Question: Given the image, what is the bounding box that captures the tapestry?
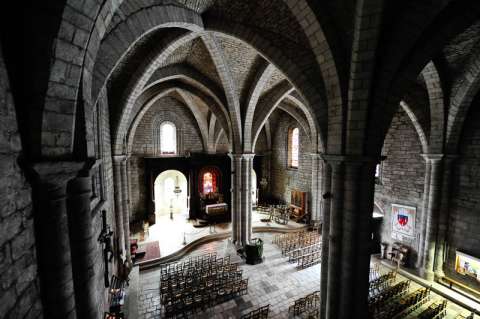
[391,204,416,238]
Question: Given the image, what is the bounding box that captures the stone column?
[309,153,322,221]
[322,155,378,319]
[66,175,98,319]
[31,162,83,319]
[319,161,332,318]
[112,156,125,260]
[417,158,432,269]
[324,157,344,319]
[420,154,444,281]
[229,153,254,246]
[121,157,131,262]
[434,155,457,278]
[341,158,377,318]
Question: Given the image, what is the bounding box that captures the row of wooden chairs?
[368,280,411,312]
[160,254,229,277]
[296,249,322,269]
[287,242,322,262]
[288,291,321,316]
[163,279,249,318]
[369,271,397,298]
[370,263,380,281]
[373,287,430,319]
[274,232,321,255]
[419,300,448,319]
[160,253,249,318]
[272,230,308,245]
[240,305,270,319]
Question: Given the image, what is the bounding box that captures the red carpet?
[135,241,160,263]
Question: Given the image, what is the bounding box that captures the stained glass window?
[160,122,176,154]
[289,127,299,168]
[203,172,213,194]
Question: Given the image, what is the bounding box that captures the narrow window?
[160,122,176,154]
[289,127,299,168]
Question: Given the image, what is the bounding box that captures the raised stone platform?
[132,210,309,269]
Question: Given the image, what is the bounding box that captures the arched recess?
[277,103,312,143]
[203,19,329,153]
[41,2,205,157]
[175,90,209,151]
[445,45,480,153]
[111,31,202,155]
[285,93,322,152]
[200,33,243,152]
[250,80,294,151]
[364,1,480,157]
[421,61,445,153]
[153,170,188,216]
[281,0,344,152]
[126,81,224,155]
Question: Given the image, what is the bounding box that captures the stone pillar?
[66,176,98,318]
[309,153,322,221]
[32,162,83,319]
[420,154,444,280]
[229,153,254,246]
[121,157,131,262]
[434,155,458,278]
[322,155,378,319]
[319,161,332,318]
[324,157,344,319]
[113,156,125,260]
[417,158,432,269]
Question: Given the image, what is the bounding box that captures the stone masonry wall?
[445,97,480,290]
[374,107,425,266]
[0,48,43,317]
[129,96,204,220]
[270,111,312,204]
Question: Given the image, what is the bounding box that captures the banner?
[391,204,416,238]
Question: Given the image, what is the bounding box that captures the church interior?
[1,1,480,318]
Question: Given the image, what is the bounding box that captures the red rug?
[135,241,160,263]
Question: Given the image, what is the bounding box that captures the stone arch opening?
[153,170,188,218]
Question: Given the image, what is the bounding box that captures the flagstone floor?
[137,234,478,318]
[137,232,320,318]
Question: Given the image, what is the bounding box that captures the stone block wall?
[445,98,480,290]
[374,107,425,266]
[0,49,43,318]
[129,96,204,220]
[270,111,312,204]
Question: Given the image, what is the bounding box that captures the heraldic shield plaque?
[391,204,416,239]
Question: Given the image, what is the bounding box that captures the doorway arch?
[154,170,188,218]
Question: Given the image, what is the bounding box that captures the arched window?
[160,121,176,154]
[199,166,221,195]
[288,127,299,168]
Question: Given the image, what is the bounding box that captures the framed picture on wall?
[455,251,480,282]
[391,204,416,238]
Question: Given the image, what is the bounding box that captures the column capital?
[228,153,255,160]
[112,155,128,163]
[421,153,444,162]
[30,160,86,186]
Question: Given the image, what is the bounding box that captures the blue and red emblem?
[397,214,408,226]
